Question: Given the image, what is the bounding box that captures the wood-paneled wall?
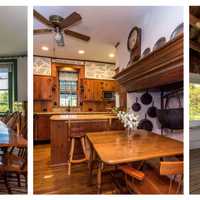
[34,63,124,112]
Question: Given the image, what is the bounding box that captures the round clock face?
[128,28,139,51]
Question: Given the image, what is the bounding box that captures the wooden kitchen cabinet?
[103,80,116,91]
[83,79,117,101]
[34,75,53,100]
[34,114,51,141]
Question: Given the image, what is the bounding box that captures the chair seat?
[70,127,85,138]
[0,154,26,173]
[128,165,180,194]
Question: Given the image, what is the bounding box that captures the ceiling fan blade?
[64,29,90,41]
[34,9,54,27]
[115,42,120,48]
[60,12,82,29]
[34,29,53,34]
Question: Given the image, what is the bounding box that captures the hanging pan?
[157,95,183,130]
[147,101,157,118]
[138,114,153,131]
[132,97,141,112]
[140,90,152,105]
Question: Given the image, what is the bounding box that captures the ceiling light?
[55,32,62,42]
[41,46,49,51]
[109,53,115,58]
[78,50,85,54]
[54,27,64,46]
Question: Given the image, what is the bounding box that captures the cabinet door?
[103,80,116,91]
[34,115,50,141]
[84,79,94,101]
[34,76,53,100]
[34,76,40,100]
[94,80,103,101]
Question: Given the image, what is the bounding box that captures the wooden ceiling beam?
[190,40,200,54]
[190,13,200,29]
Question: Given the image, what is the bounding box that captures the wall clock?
[127,26,141,64]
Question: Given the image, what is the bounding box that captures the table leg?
[88,144,94,185]
[97,161,104,194]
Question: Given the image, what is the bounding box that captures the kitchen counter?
[49,113,123,166]
[34,112,116,142]
[34,111,112,115]
[50,114,117,121]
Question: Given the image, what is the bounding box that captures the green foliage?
[0,90,23,113]
[190,84,200,120]
[0,91,9,113]
[13,102,23,112]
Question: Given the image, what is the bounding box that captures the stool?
[68,131,88,175]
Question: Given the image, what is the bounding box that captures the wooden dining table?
[0,121,27,147]
[86,130,183,194]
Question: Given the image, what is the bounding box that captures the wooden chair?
[119,161,183,194]
[0,121,27,193]
[0,147,27,193]
[0,111,12,124]
[6,112,21,132]
[67,119,109,175]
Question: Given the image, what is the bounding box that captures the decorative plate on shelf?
[142,48,151,57]
[170,23,183,40]
[153,37,167,51]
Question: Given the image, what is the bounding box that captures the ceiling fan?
[34,10,90,47]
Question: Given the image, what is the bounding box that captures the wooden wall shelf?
[113,34,183,92]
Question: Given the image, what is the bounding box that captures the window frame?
[58,71,78,108]
[0,59,17,114]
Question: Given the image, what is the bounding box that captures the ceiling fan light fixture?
[55,31,62,42]
[56,33,65,47]
[54,27,65,46]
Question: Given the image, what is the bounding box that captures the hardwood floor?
[0,174,26,194]
[190,148,200,194]
[34,144,115,194]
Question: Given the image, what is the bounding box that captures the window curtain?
[59,71,78,81]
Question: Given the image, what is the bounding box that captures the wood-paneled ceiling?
[190,6,200,73]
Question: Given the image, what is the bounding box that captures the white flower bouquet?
[116,110,139,137]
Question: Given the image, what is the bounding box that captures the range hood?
[113,34,183,92]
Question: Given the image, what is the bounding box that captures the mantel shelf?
[113,33,183,92]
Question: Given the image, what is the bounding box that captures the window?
[190,83,200,120]
[0,67,9,112]
[59,71,78,107]
[0,60,17,113]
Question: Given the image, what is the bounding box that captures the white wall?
[116,7,183,141]
[127,92,161,133]
[17,57,27,101]
[116,6,183,70]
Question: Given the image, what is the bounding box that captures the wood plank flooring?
[190,148,200,194]
[0,174,26,194]
[34,144,115,194]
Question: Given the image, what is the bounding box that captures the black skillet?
[132,97,141,112]
[138,114,153,131]
[140,91,152,105]
[147,101,157,118]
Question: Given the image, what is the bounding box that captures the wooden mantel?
[114,34,183,92]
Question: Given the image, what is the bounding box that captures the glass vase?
[126,127,133,138]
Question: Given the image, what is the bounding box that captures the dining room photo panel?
[33,5,184,195]
[0,6,28,194]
